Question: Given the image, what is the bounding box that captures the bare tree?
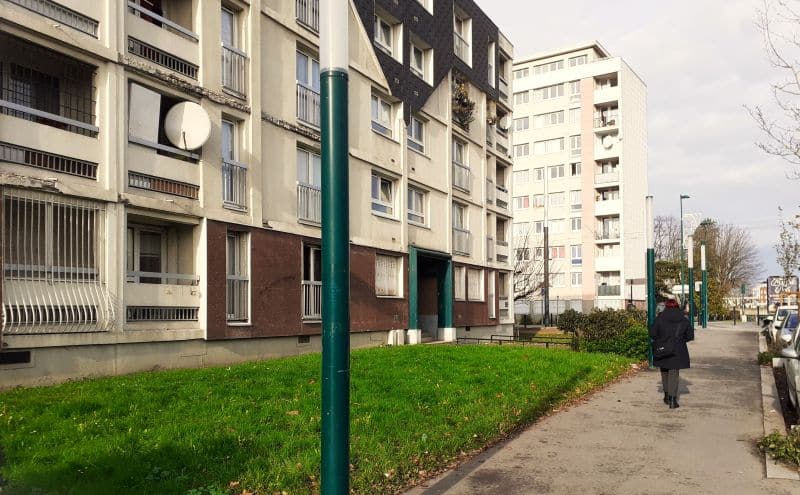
[747,0,800,172]
[653,215,682,261]
[694,220,763,297]
[512,229,545,302]
[776,207,800,276]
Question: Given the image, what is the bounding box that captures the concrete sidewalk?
[405,322,799,495]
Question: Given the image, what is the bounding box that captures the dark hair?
[665,299,680,309]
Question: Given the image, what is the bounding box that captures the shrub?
[580,308,631,341]
[557,309,584,333]
[580,326,649,360]
[759,429,800,467]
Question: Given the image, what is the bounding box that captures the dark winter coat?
[649,307,694,369]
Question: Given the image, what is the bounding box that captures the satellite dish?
[601,135,616,149]
[498,115,511,131]
[164,102,211,150]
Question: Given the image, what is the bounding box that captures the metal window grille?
[0,141,97,179]
[128,172,199,200]
[296,0,319,32]
[126,306,199,322]
[222,45,247,96]
[302,280,321,319]
[226,232,249,322]
[0,33,97,136]
[296,84,320,127]
[8,0,99,37]
[297,183,321,224]
[222,160,248,209]
[127,37,198,80]
[2,189,114,334]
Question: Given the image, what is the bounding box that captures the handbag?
[653,322,681,360]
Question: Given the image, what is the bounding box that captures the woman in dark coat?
[649,298,694,408]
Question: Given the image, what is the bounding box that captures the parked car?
[769,305,798,343]
[778,311,800,346]
[781,325,800,410]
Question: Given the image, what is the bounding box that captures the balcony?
[126,1,199,79]
[0,33,98,137]
[296,0,319,33]
[496,239,509,260]
[302,280,322,320]
[594,198,621,217]
[597,285,621,297]
[594,116,618,131]
[594,85,619,105]
[495,127,509,155]
[498,76,509,101]
[595,255,623,272]
[454,32,470,64]
[453,227,471,256]
[222,45,247,96]
[297,182,321,225]
[495,184,509,209]
[125,272,201,326]
[453,161,471,192]
[595,171,619,184]
[297,84,320,127]
[595,229,621,242]
[222,159,248,210]
[7,0,99,37]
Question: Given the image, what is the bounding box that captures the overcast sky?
[477,0,795,279]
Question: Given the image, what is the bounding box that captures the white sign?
[671,284,692,295]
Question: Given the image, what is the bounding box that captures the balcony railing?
[594,116,618,129]
[495,184,509,209]
[222,45,247,96]
[597,285,621,296]
[126,271,199,285]
[9,0,99,37]
[453,227,471,256]
[296,0,319,33]
[595,172,619,184]
[222,159,248,210]
[454,32,470,63]
[297,182,321,225]
[297,84,320,127]
[596,230,621,241]
[302,280,322,319]
[126,1,198,42]
[453,161,471,192]
[226,278,248,322]
[498,76,508,100]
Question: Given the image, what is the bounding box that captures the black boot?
[668,396,680,409]
[663,392,669,404]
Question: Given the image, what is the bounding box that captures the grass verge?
[0,345,633,494]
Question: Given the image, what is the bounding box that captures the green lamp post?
[646,196,656,366]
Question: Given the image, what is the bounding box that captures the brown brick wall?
[349,245,409,331]
[453,264,494,327]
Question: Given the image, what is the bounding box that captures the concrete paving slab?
[404,322,800,495]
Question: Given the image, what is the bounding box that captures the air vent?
[126,306,199,322]
[128,172,199,199]
[0,350,31,365]
[0,142,97,179]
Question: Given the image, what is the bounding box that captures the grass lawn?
[0,344,634,494]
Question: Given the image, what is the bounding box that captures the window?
[302,244,322,319]
[569,55,587,67]
[533,167,544,181]
[408,116,425,153]
[600,188,620,201]
[569,80,581,95]
[513,169,529,184]
[550,273,565,287]
[488,274,496,319]
[532,194,545,207]
[297,148,321,187]
[533,138,564,154]
[570,162,581,176]
[569,107,581,125]
[513,91,529,105]
[532,110,564,128]
[514,117,529,131]
[221,6,245,94]
[513,196,530,210]
[453,10,471,65]
[570,190,582,210]
[371,173,395,216]
[408,186,426,225]
[513,68,529,79]
[571,217,582,231]
[570,135,581,156]
[128,82,202,161]
[549,164,565,179]
[599,161,618,174]
[550,246,565,259]
[513,222,530,238]
[549,191,565,206]
[374,14,396,57]
[571,244,582,265]
[513,143,530,157]
[453,202,467,229]
[454,265,466,300]
[375,254,402,297]
[296,51,321,126]
[452,139,466,165]
[222,119,247,209]
[532,84,564,101]
[533,59,564,75]
[467,268,484,301]
[409,38,432,83]
[515,248,530,261]
[548,218,565,234]
[533,220,544,234]
[534,247,544,260]
[571,271,583,287]
[371,93,393,137]
[415,0,433,13]
[226,231,249,322]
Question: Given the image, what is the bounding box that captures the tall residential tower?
[511,42,647,314]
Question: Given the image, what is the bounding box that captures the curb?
[759,331,800,480]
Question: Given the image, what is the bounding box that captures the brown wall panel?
[349,245,409,331]
[453,264,493,327]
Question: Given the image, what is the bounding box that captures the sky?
[476,0,796,280]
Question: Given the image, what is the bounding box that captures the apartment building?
[0,0,514,386]
[511,42,647,313]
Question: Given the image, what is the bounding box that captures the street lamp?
[679,194,690,309]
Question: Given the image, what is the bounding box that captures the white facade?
[511,42,647,312]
